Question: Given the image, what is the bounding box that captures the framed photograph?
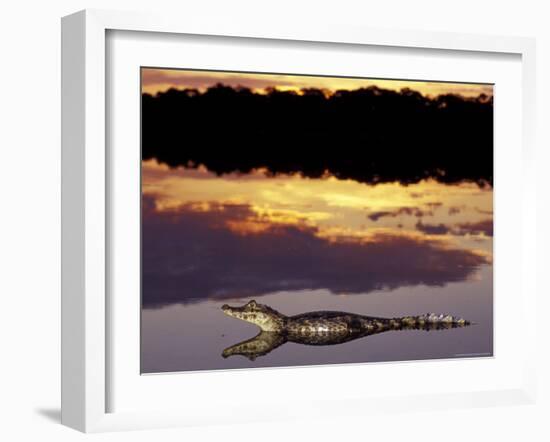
[140,67,494,373]
[61,9,538,432]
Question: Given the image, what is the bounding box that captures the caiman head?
[221,300,286,332]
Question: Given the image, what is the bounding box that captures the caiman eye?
[247,300,257,308]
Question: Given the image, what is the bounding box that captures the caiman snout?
[221,304,237,317]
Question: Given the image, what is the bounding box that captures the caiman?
[221,300,470,360]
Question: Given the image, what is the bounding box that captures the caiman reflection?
[222,301,470,360]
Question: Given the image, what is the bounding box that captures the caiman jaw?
[221,303,246,320]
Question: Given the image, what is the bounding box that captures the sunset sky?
[142,68,493,98]
[141,68,493,258]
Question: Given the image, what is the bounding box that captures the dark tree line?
[142,84,493,186]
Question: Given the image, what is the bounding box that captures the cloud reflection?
[455,219,493,237]
[142,199,490,308]
[368,206,433,221]
[415,219,493,237]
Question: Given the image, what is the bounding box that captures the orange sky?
[141,68,493,98]
[143,159,493,256]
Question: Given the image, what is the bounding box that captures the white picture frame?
[61,9,538,433]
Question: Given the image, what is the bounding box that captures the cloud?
[142,69,292,93]
[448,206,462,215]
[142,199,491,308]
[367,206,433,221]
[414,218,493,238]
[455,219,493,237]
[475,207,493,215]
[415,220,451,235]
[426,202,443,210]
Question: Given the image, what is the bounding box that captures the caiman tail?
[372,313,470,332]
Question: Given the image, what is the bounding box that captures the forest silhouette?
[142,84,493,186]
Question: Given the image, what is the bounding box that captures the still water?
[141,160,493,373]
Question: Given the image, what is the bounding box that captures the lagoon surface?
[141,160,493,373]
